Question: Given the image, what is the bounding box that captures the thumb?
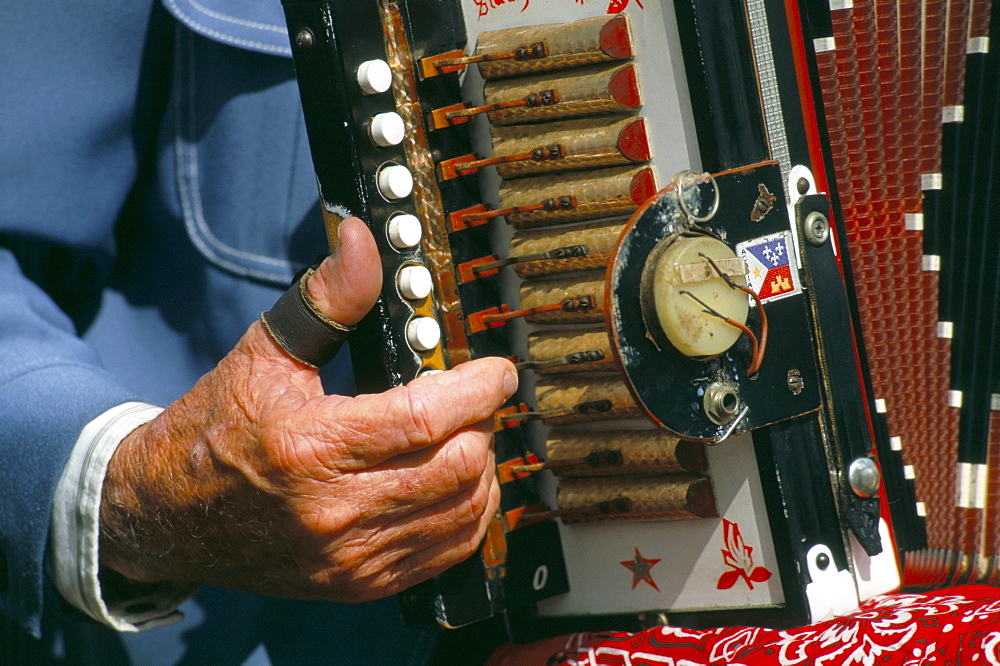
[306,217,383,326]
[245,217,383,374]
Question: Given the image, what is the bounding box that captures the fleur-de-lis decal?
[717,519,773,590]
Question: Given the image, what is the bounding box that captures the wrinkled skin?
[100,218,516,602]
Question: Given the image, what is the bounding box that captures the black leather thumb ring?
[260,268,354,368]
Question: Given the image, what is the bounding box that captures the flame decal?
[717,519,773,590]
[607,0,644,13]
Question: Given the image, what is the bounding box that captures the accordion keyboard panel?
[281,0,1000,636]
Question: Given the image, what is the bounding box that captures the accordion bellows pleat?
[816,0,999,587]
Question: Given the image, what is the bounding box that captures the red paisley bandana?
[488,586,1000,665]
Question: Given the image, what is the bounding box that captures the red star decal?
[621,547,661,591]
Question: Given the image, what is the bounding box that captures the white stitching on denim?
[185,0,286,34]
[175,31,295,283]
[164,0,291,56]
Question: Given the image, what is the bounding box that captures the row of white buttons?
[358,59,412,199]
[401,259,438,350]
[358,60,440,355]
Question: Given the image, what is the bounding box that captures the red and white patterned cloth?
[488,586,1000,665]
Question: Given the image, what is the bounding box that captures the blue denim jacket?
[0,1,431,662]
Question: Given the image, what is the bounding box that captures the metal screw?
[637,612,670,629]
[804,211,830,246]
[848,457,881,498]
[796,177,810,195]
[296,28,315,51]
[815,552,830,570]
[786,369,804,395]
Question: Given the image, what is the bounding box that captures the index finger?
[317,356,518,468]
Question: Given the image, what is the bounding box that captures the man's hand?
[99,217,517,602]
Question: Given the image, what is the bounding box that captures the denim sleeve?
[0,251,147,636]
[0,1,163,636]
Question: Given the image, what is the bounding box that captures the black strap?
[261,268,353,368]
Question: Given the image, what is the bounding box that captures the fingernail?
[503,368,518,398]
[331,221,346,259]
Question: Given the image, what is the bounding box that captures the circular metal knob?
[848,457,881,498]
[357,59,392,95]
[295,28,315,51]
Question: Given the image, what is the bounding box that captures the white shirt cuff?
[50,402,198,632]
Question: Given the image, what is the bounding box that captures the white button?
[378,164,413,200]
[370,112,405,147]
[419,369,444,377]
[387,214,422,249]
[357,59,392,95]
[406,317,441,352]
[397,265,433,300]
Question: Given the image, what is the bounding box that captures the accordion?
[279,0,1000,638]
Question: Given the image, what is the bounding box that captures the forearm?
[98,323,324,597]
[99,348,279,589]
